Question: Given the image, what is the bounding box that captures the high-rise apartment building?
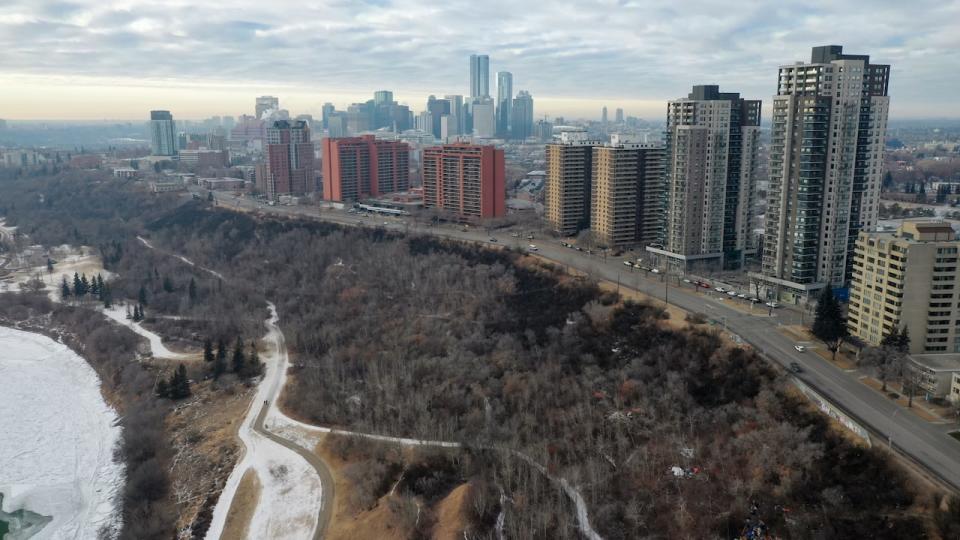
[422,143,505,219]
[256,96,279,119]
[848,222,960,353]
[322,135,410,202]
[264,120,314,200]
[546,134,665,242]
[761,45,890,302]
[496,71,513,137]
[545,140,597,237]
[149,110,177,156]
[470,54,490,98]
[648,85,761,271]
[601,106,608,125]
[511,91,534,141]
[615,108,625,124]
[591,142,665,248]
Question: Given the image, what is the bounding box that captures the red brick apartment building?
[422,143,505,219]
[322,135,409,202]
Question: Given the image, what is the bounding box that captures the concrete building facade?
[422,143,505,220]
[848,221,960,354]
[648,85,760,272]
[590,142,665,248]
[761,46,890,302]
[322,135,410,202]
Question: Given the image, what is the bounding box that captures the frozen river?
[0,326,124,539]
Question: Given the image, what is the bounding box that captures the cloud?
[0,0,957,118]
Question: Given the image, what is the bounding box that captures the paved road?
[253,403,335,540]
[201,190,960,492]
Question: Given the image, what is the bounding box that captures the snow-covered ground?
[0,326,123,540]
[101,304,194,360]
[204,304,322,540]
[137,236,224,280]
[0,243,113,304]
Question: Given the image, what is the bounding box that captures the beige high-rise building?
[648,85,761,272]
[545,140,596,237]
[589,141,664,248]
[761,46,890,303]
[848,221,959,354]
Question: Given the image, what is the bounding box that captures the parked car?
[766,302,780,308]
[683,278,692,284]
[737,293,747,299]
[651,268,660,274]
[623,261,634,267]
[511,232,520,238]
[699,283,711,289]
[794,345,805,352]
[726,290,737,297]
[528,244,538,251]
[715,287,726,293]
[789,362,802,373]
[489,237,498,242]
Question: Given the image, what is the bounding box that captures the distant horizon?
[2,1,960,122]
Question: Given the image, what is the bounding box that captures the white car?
[623,261,633,267]
[794,345,805,352]
[682,278,692,284]
[715,287,726,293]
[528,244,538,252]
[765,302,780,309]
[651,268,660,274]
[737,293,747,299]
[726,290,737,297]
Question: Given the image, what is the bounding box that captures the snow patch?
[0,326,124,540]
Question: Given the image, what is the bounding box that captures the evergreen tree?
[213,338,227,379]
[162,276,174,293]
[89,274,99,296]
[170,364,191,399]
[156,378,169,399]
[881,326,911,353]
[73,272,82,296]
[100,282,112,308]
[188,278,197,303]
[232,336,245,374]
[80,274,90,296]
[247,340,264,377]
[812,287,849,360]
[203,339,215,363]
[46,258,54,273]
[138,284,148,306]
[60,276,71,300]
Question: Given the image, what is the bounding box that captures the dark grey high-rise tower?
[149,110,176,156]
[470,54,490,98]
[496,71,513,137]
[761,46,890,302]
[511,90,534,141]
[649,85,761,272]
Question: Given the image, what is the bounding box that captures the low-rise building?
[907,354,960,400]
[847,221,960,353]
[112,167,138,179]
[200,177,246,191]
[150,180,187,193]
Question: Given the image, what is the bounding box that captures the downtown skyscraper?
[496,71,513,137]
[649,85,761,271]
[761,46,890,302]
[511,91,534,141]
[149,110,177,156]
[470,54,490,98]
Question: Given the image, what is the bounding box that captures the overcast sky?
[1,0,958,121]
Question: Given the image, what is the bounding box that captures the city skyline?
[0,1,957,120]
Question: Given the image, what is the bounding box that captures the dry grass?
[221,468,261,540]
[165,379,256,534]
[430,483,471,540]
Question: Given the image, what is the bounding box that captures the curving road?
[200,189,960,493]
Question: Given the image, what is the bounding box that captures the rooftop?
[910,354,960,372]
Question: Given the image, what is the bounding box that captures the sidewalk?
[861,377,958,425]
